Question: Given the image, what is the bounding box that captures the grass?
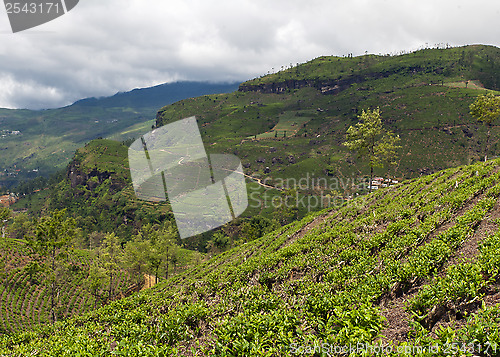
[249,110,314,139]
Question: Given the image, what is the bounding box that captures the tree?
[26,209,76,323]
[343,108,401,193]
[99,233,122,302]
[7,212,30,239]
[470,92,500,161]
[84,261,108,309]
[155,226,179,280]
[122,237,147,287]
[122,224,180,287]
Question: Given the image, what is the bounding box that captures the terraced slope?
[0,240,131,335]
[1,158,500,356]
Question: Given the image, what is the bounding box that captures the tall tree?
[84,261,108,309]
[26,209,76,323]
[470,92,500,161]
[122,236,149,287]
[155,225,178,281]
[343,108,401,192]
[99,233,122,302]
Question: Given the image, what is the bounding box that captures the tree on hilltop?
[343,108,401,193]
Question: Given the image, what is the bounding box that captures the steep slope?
[14,139,173,242]
[2,158,500,356]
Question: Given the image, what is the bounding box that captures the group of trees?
[0,208,195,323]
[84,222,194,310]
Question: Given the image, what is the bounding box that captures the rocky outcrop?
[238,66,435,95]
[67,162,125,194]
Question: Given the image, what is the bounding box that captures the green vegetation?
[0,216,202,335]
[151,47,500,221]
[1,157,499,355]
[2,45,500,355]
[470,92,500,161]
[343,107,401,192]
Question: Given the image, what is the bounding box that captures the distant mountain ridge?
[0,81,239,189]
[71,81,240,109]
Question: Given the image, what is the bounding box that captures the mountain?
[72,81,241,110]
[156,45,500,204]
[2,157,500,354]
[3,44,500,354]
[0,81,239,189]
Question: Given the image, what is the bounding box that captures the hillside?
[0,81,239,189]
[1,158,500,355]
[0,239,131,335]
[156,45,500,194]
[13,139,174,242]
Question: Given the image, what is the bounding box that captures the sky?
[1,0,500,109]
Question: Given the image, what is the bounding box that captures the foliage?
[343,107,401,191]
[1,158,500,355]
[470,92,500,124]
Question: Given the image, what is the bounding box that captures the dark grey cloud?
[0,0,499,109]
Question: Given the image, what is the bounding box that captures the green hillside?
[0,239,130,335]
[13,139,174,243]
[156,45,500,190]
[3,45,500,356]
[1,157,500,355]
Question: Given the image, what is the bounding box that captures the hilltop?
[156,45,500,197]
[1,157,500,355]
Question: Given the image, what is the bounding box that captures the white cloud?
[0,0,499,109]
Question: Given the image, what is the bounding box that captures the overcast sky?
[1,0,500,109]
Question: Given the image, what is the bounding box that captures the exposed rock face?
[238,66,433,95]
[0,194,18,207]
[67,162,125,194]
